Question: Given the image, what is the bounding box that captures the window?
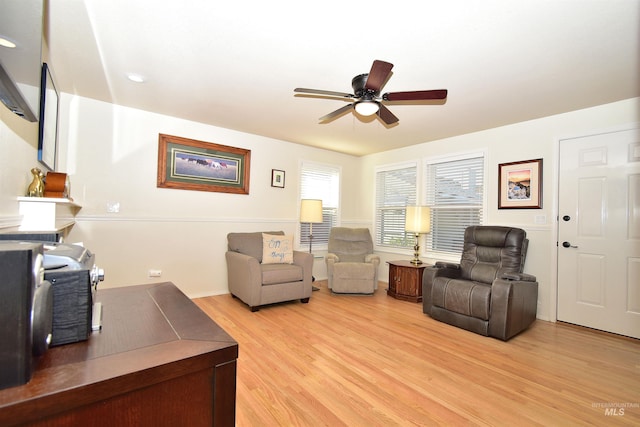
[299,161,340,248]
[424,153,484,256]
[374,163,417,249]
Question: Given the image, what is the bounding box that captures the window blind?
[374,164,417,248]
[300,162,340,247]
[425,155,484,255]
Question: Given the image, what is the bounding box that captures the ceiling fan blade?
[377,104,399,125]
[364,60,394,92]
[294,88,354,99]
[383,89,448,101]
[319,103,354,122]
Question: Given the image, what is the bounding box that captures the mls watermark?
[592,402,639,416]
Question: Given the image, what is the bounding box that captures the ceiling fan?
[294,60,447,125]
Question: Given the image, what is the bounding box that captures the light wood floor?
[194,281,640,426]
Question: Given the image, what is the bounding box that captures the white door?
[557,128,640,339]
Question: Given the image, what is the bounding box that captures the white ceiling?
[46,0,639,156]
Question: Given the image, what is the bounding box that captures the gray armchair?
[326,227,380,294]
[226,231,313,311]
[422,226,538,340]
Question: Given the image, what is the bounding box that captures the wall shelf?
[16,197,81,232]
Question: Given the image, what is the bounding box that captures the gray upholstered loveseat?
[226,231,313,311]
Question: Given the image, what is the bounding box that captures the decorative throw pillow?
[262,233,294,264]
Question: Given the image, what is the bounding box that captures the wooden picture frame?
[498,158,543,209]
[157,134,250,194]
[271,169,285,188]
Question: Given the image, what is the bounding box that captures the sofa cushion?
[261,263,303,285]
[431,277,492,320]
[262,233,294,264]
[227,231,284,263]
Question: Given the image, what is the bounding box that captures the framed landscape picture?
[498,158,543,209]
[157,134,250,194]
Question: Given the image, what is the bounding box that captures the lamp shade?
[300,199,323,223]
[354,101,380,116]
[405,206,431,233]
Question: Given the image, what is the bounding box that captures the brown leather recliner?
[422,226,538,340]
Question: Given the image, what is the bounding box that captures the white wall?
[360,97,640,321]
[0,106,40,225]
[56,95,361,297]
[2,93,638,317]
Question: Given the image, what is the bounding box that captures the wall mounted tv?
[0,0,44,122]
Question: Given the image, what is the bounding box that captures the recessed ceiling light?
[126,73,146,83]
[0,37,16,48]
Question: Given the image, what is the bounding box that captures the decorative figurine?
[26,168,45,197]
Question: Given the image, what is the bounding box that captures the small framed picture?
[498,158,543,209]
[271,169,285,188]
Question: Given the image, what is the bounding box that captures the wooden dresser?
[0,282,238,426]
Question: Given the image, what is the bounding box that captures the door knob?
[562,241,578,248]
[562,215,571,221]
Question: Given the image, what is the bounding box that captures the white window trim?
[298,160,341,251]
[373,160,419,252]
[421,149,488,262]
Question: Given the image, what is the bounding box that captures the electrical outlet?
[148,269,162,278]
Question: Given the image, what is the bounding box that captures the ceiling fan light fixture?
[354,100,379,116]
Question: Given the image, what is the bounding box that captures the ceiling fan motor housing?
[352,73,377,98]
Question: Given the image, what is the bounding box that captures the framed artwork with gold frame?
[498,158,542,209]
[157,134,250,194]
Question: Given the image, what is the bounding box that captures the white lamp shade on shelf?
[405,206,431,233]
[300,199,323,223]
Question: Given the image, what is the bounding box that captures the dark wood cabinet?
[0,282,238,427]
[387,260,429,302]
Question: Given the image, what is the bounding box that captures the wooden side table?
[387,260,430,302]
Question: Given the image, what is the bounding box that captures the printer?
[43,243,104,346]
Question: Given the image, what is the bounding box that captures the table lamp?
[405,206,431,265]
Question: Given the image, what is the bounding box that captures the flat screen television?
[0,0,43,122]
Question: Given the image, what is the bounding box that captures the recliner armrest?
[435,261,460,270]
[365,254,380,265]
[422,262,462,316]
[500,272,536,282]
[326,253,340,263]
[490,276,538,340]
[325,253,339,288]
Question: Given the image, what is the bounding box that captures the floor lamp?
[405,206,431,265]
[300,199,323,290]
